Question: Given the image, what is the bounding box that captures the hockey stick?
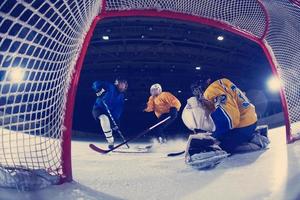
[102,101,130,148]
[89,116,171,154]
[167,150,185,157]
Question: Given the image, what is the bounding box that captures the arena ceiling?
[74,16,281,133]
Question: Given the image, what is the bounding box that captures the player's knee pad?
[185,134,218,157]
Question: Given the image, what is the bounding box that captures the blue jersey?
[92,81,125,120]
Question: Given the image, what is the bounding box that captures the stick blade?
[89,144,110,154]
[167,150,185,157]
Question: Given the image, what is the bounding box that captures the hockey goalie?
[182,78,270,169]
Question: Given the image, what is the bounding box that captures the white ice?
[1,125,300,200]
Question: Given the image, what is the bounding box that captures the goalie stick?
[90,116,171,154]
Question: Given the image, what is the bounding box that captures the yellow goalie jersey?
[203,78,257,129]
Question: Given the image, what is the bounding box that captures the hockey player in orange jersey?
[144,83,181,143]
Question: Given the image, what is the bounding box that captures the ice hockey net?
[0,0,100,190]
[0,0,299,190]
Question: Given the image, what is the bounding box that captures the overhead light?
[217,35,224,41]
[141,35,145,39]
[9,67,25,83]
[195,66,201,70]
[267,76,282,92]
[102,35,109,40]
[178,90,182,93]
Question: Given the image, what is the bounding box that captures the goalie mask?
[190,78,212,98]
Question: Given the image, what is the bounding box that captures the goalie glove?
[169,107,178,119]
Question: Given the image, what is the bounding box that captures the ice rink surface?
[1,125,300,200]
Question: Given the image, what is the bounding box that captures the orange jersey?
[145,92,181,118]
[204,78,257,128]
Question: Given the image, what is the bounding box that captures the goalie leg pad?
[185,133,229,169]
[218,123,257,153]
[255,125,269,138]
[185,134,216,156]
[233,134,270,153]
[186,150,229,170]
[250,133,270,149]
[188,136,216,156]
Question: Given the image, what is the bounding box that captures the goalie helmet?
[190,78,212,98]
[150,83,162,96]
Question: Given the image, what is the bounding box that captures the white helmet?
[150,83,162,96]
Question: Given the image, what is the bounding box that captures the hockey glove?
[169,107,178,119]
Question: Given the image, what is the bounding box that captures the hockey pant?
[211,106,257,153]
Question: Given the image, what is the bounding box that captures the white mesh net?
[290,0,300,7]
[262,0,300,139]
[105,0,267,38]
[1,0,300,190]
[0,0,101,189]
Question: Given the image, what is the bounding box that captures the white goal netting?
[0,0,299,190]
[262,0,300,139]
[0,0,101,190]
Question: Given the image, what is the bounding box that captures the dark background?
[72,17,282,139]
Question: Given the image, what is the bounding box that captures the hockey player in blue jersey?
[92,78,128,149]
